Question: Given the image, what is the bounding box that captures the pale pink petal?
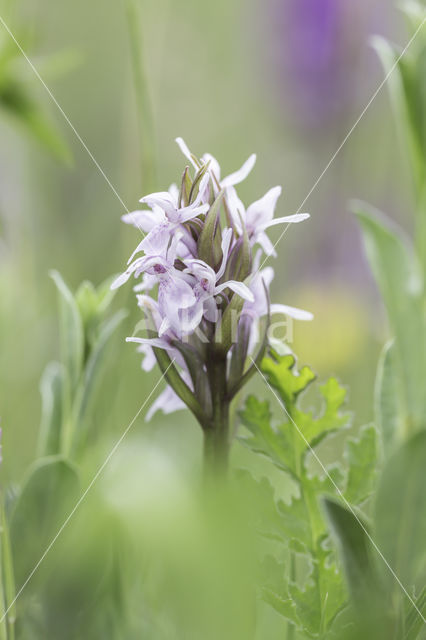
[146,386,186,421]
[216,228,233,280]
[270,304,313,321]
[259,212,310,231]
[215,280,254,301]
[246,186,282,229]
[221,154,256,188]
[175,137,199,169]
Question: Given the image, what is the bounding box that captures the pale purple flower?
[112,138,312,421]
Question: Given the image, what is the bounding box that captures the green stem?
[203,351,230,476]
[126,0,157,193]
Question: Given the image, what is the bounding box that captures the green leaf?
[374,430,426,588]
[197,189,225,267]
[372,35,426,192]
[344,424,378,505]
[238,352,355,636]
[354,203,426,432]
[323,498,379,609]
[374,340,402,456]
[50,271,84,396]
[258,354,350,459]
[72,310,127,446]
[239,395,298,478]
[261,556,300,629]
[11,457,80,588]
[0,80,71,163]
[50,271,84,454]
[405,586,426,640]
[38,361,64,457]
[152,345,205,426]
[178,166,192,207]
[261,353,316,407]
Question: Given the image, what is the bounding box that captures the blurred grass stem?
[126,0,157,193]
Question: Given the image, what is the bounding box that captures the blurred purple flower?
[266,0,373,127]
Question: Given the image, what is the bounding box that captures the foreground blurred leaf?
[11,457,79,587]
[0,80,71,164]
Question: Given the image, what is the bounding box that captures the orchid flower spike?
[112,139,312,467]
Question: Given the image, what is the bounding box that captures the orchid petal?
[175,137,199,169]
[126,336,169,349]
[216,228,233,280]
[221,154,256,188]
[146,385,186,421]
[270,303,314,321]
[215,280,254,302]
[259,212,310,231]
[246,186,282,229]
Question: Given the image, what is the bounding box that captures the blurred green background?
[0,0,414,481]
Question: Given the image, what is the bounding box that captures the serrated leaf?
[238,395,298,477]
[261,556,300,629]
[285,541,345,638]
[239,352,356,636]
[344,424,378,505]
[261,354,316,407]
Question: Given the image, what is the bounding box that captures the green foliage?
[238,353,378,638]
[0,30,71,162]
[323,430,426,639]
[372,2,426,195]
[374,430,426,590]
[374,340,402,455]
[0,501,16,640]
[10,457,80,587]
[323,499,378,610]
[42,272,127,458]
[354,202,426,436]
